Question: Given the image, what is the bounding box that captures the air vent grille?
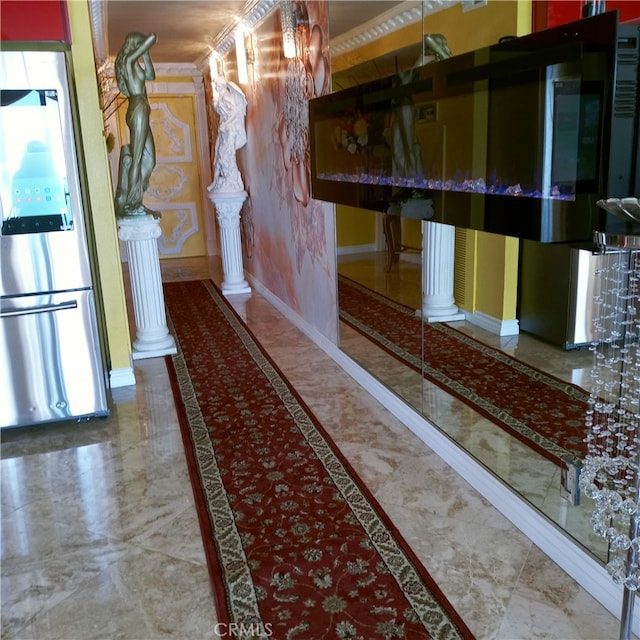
[614,80,638,118]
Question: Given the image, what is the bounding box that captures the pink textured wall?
[239,1,338,342]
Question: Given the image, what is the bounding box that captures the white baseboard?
[248,275,636,634]
[464,309,520,337]
[109,365,136,388]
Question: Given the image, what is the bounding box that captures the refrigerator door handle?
[0,300,78,318]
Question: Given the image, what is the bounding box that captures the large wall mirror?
[327,0,607,563]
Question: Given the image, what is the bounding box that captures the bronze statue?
[389,33,453,181]
[114,32,157,216]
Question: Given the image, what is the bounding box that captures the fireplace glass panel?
[311,11,621,243]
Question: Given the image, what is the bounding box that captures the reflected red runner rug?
[164,280,473,640]
[338,275,589,467]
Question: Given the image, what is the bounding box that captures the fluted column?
[118,215,177,359]
[209,190,251,296]
[420,220,465,322]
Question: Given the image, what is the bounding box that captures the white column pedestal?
[209,190,251,296]
[117,215,177,360]
[418,220,465,323]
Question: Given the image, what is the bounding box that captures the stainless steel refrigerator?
[518,239,629,350]
[0,49,109,428]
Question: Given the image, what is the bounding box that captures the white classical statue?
[209,77,248,193]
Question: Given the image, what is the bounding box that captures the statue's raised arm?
[114,32,158,216]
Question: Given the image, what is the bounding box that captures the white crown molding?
[92,61,202,82]
[330,1,459,57]
[154,62,203,78]
[195,0,279,70]
[208,0,461,64]
[211,0,280,57]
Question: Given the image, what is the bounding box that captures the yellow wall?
[336,205,376,247]
[403,218,422,249]
[440,1,532,320]
[425,1,529,54]
[424,1,531,322]
[476,232,519,319]
[333,1,530,72]
[336,206,422,250]
[68,1,132,378]
[333,1,532,324]
[336,208,422,250]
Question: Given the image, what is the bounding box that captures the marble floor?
[0,255,633,639]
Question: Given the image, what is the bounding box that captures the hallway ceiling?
[104,1,407,65]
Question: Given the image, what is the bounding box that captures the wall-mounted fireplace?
[310,11,639,243]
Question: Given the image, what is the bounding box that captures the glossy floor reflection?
[338,251,606,560]
[0,255,631,639]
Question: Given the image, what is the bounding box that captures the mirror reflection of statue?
[389,33,452,183]
[385,34,452,261]
[209,77,247,194]
[423,33,453,63]
[114,32,157,217]
[390,67,424,182]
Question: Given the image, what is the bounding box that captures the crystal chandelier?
[580,200,640,638]
[581,248,640,579]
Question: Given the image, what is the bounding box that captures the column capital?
[209,191,248,229]
[117,214,162,241]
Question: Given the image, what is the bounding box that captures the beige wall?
[233,6,339,342]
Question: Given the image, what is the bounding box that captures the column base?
[416,309,466,323]
[222,282,252,296]
[132,334,177,360]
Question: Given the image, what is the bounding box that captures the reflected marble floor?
[338,251,607,560]
[0,255,631,639]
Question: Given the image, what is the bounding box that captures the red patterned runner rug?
[338,275,589,467]
[164,280,473,640]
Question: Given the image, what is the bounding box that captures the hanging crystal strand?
[619,251,640,640]
[617,252,638,564]
[581,247,640,640]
